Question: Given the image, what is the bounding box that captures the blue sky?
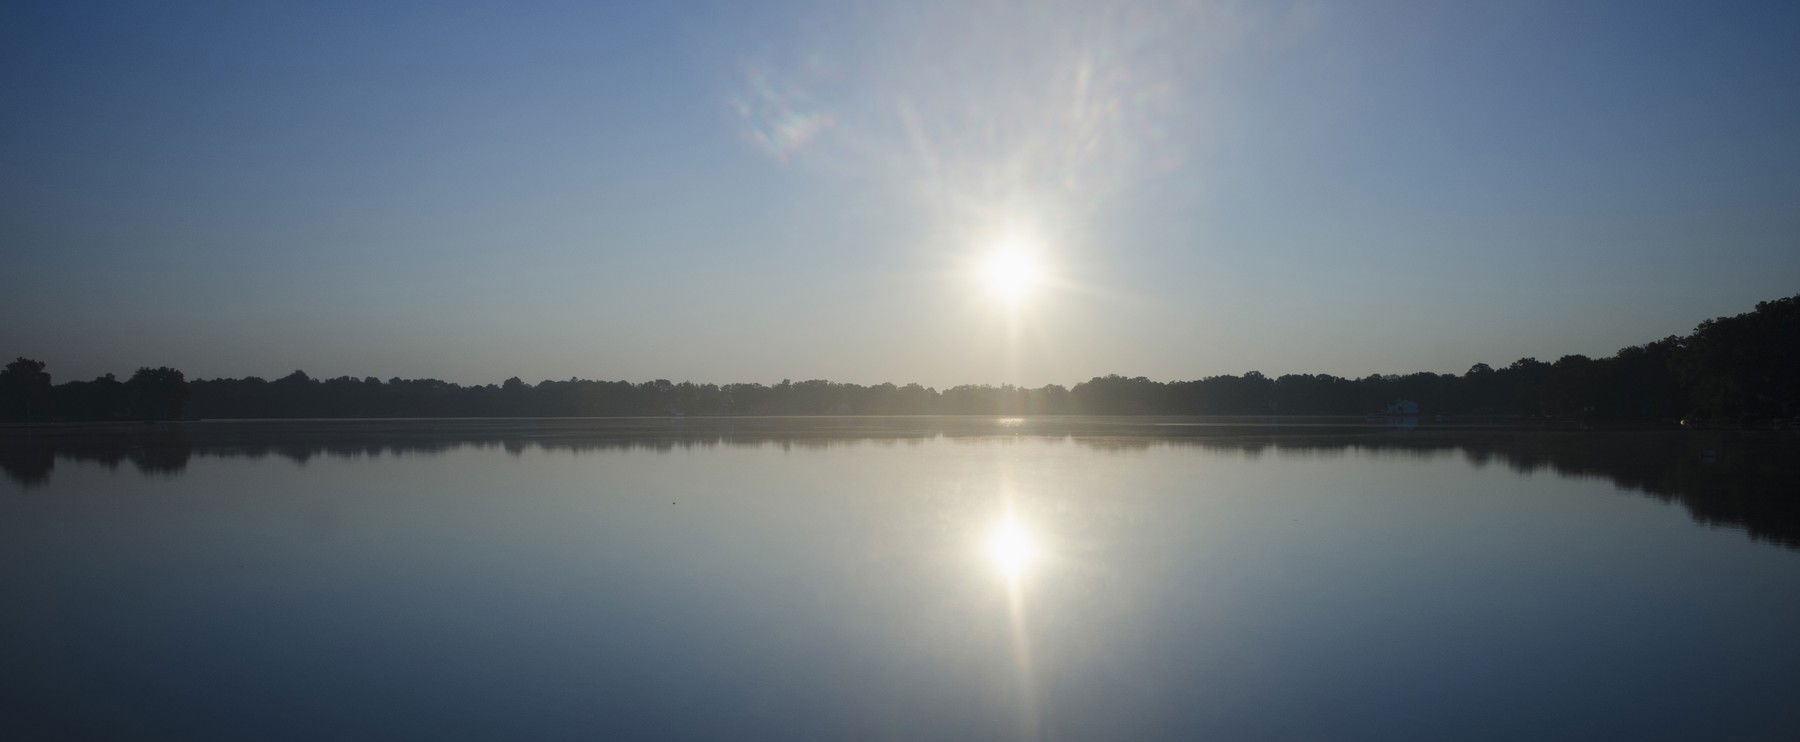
[4,0,1797,386]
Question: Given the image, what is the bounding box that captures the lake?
[4,418,1799,740]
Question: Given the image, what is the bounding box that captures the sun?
[979,239,1045,304]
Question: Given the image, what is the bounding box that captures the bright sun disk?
[980,242,1043,303]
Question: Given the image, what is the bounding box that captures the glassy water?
[4,418,1799,740]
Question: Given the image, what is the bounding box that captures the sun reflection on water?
[982,506,1043,737]
[986,515,1041,582]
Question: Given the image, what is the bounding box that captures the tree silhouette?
[127,367,189,421]
[5,294,1797,423]
[0,357,53,421]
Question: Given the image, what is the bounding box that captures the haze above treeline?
[3,296,1796,424]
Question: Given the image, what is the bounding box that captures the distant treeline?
[4,295,1796,423]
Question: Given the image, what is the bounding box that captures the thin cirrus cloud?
[737,66,837,162]
[732,0,1324,229]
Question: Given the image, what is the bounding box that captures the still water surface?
[3,418,1799,740]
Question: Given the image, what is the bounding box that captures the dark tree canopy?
[127,367,190,421]
[0,357,53,421]
[5,295,1797,423]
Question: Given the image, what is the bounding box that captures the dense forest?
[4,295,1796,423]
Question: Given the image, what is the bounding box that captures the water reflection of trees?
[4,419,1796,548]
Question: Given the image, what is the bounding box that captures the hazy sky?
[5,0,1798,387]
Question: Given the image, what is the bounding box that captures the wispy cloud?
[734,0,1326,224]
[736,66,837,162]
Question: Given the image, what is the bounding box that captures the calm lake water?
[4,418,1799,740]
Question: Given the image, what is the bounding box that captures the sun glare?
[980,240,1044,304]
[986,516,1040,580]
